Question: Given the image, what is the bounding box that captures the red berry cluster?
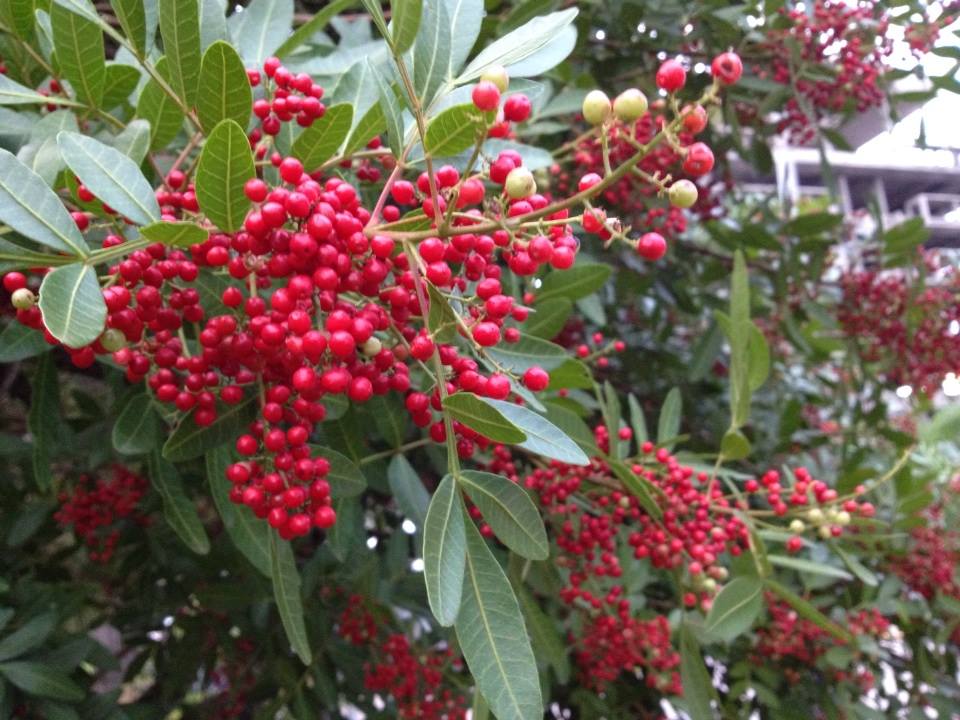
[754,598,888,692]
[54,465,149,563]
[758,0,893,143]
[249,56,326,139]
[743,467,874,553]
[337,597,468,720]
[891,504,959,621]
[837,259,960,393]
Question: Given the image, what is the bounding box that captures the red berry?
[711,51,743,85]
[471,81,501,112]
[656,60,687,92]
[637,232,667,261]
[523,366,549,391]
[503,94,532,122]
[472,321,500,347]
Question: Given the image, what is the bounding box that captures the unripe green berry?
[480,65,509,93]
[789,519,806,534]
[668,179,698,208]
[11,287,35,310]
[99,328,127,352]
[818,525,832,539]
[702,578,717,594]
[836,510,851,526]
[613,88,648,122]
[807,508,824,524]
[504,167,536,199]
[361,337,382,357]
[582,90,612,126]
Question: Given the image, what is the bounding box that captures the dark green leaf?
[0,613,57,663]
[310,446,366,498]
[780,212,842,237]
[456,517,542,720]
[704,577,763,642]
[136,56,184,150]
[387,454,430,531]
[197,40,253,133]
[656,387,681,447]
[0,322,48,363]
[747,322,770,392]
[206,445,272,576]
[291,103,353,171]
[112,392,161,455]
[28,353,57,492]
[516,585,570,683]
[270,533,312,664]
[162,396,256,461]
[883,217,929,256]
[426,282,458,343]
[422,474,465,626]
[140,220,209,247]
[484,333,567,373]
[425,103,481,157]
[720,428,751,460]
[158,0,202,105]
[459,470,548,560]
[526,297,571,339]
[627,393,648,445]
[101,63,140,110]
[195,119,255,233]
[110,0,148,54]
[443,393,526,444]
[0,662,83,701]
[50,0,105,105]
[389,0,421,53]
[679,626,717,719]
[536,262,610,302]
[608,460,663,520]
[148,451,210,554]
[38,264,107,348]
[58,131,161,225]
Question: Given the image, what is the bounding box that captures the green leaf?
[780,212,842,237]
[371,61,406,158]
[422,474,466,626]
[342,100,386,156]
[0,75,61,105]
[767,554,853,581]
[445,0,483,75]
[136,56,184,151]
[482,398,589,465]
[425,103,481,157]
[833,545,878,587]
[199,0,228,50]
[387,454,430,531]
[457,7,577,82]
[269,533,312,664]
[720,428,751,460]
[28,353,57,492]
[526,297,571,339]
[704,577,763,642]
[195,119,255,233]
[627,393,648,445]
[57,131,161,225]
[197,40,252,133]
[764,578,853,643]
[484,333,567,374]
[389,0,421,53]
[443,393,526,444]
[101,62,140,110]
[608,460,663,520]
[0,148,88,257]
[747,322,770,392]
[162,396,256,461]
[327,496,362,561]
[0,613,57,663]
[542,401,598,455]
[536,262,610,302]
[50,0,106,105]
[140,220,209,247]
[679,625,717,719]
[228,0,293,67]
[38,264,107,348]
[601,381,624,458]
[206,445,272,576]
[367,393,406,447]
[456,517,543,720]
[0,662,83,701]
[425,282,458,343]
[515,585,570,683]
[310,446,366,498]
[110,0,149,55]
[274,0,354,59]
[726,250,751,428]
[148,451,211,554]
[158,0,202,106]
[459,470,548,560]
[883,217,929,256]
[656,387,681,446]
[0,0,37,38]
[0,322,48,363]
[920,404,960,444]
[688,321,723,382]
[112,392,160,455]
[412,0,451,105]
[291,103,353,171]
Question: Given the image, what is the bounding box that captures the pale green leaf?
[112,392,161,455]
[136,56,184,150]
[389,0,421,53]
[422,474,465,626]
[459,470,547,560]
[227,0,293,66]
[536,262,610,302]
[50,0,106,105]
[270,532,312,664]
[482,398,589,465]
[37,264,106,348]
[704,577,764,642]
[442,393,526,444]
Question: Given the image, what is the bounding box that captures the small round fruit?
[503,94,532,123]
[581,90,612,125]
[711,51,743,85]
[656,59,686,92]
[682,142,715,176]
[613,88,648,122]
[636,232,667,260]
[472,80,501,112]
[523,366,549,392]
[99,328,127,352]
[668,179,698,208]
[681,104,708,134]
[480,65,509,92]
[361,336,382,357]
[504,167,536,199]
[10,287,35,310]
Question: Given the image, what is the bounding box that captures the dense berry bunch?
[891,510,959,602]
[758,0,893,143]
[337,598,468,719]
[837,260,960,393]
[54,465,149,562]
[754,599,888,691]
